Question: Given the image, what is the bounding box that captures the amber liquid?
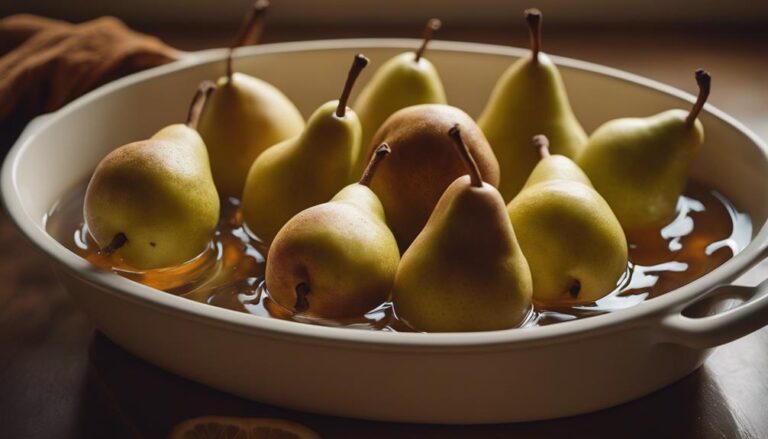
[45,182,751,331]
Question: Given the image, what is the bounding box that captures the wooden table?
[1,25,767,438]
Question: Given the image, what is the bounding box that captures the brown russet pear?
[266,145,400,318]
[508,135,628,304]
[352,18,448,173]
[478,9,587,200]
[241,54,368,243]
[198,0,304,199]
[577,70,711,232]
[392,125,532,332]
[366,104,499,251]
[84,82,220,270]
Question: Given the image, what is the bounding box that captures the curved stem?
[448,124,483,187]
[524,8,542,63]
[336,54,369,117]
[186,80,216,130]
[294,282,310,313]
[532,134,550,159]
[360,144,391,186]
[226,0,270,79]
[414,18,442,62]
[102,233,127,255]
[686,69,711,127]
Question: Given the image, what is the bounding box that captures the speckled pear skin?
[266,183,400,318]
[84,124,220,270]
[577,109,705,232]
[353,51,447,172]
[392,176,532,332]
[478,52,587,200]
[366,104,500,251]
[508,153,628,303]
[198,72,305,199]
[241,100,362,243]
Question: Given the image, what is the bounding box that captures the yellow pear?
[577,70,711,232]
[392,125,532,332]
[84,82,220,270]
[478,9,586,200]
[198,0,304,199]
[352,18,447,173]
[266,145,400,318]
[508,135,628,303]
[241,54,368,243]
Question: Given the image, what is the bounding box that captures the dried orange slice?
[169,416,321,439]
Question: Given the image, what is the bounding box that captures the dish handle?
[658,276,768,349]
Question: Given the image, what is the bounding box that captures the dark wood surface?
[1,25,768,439]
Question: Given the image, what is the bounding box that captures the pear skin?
[577,70,710,232]
[84,82,220,270]
[478,9,586,200]
[241,55,368,243]
[199,73,304,199]
[198,2,304,199]
[392,126,532,332]
[508,136,628,303]
[367,104,499,251]
[266,146,400,318]
[353,18,447,171]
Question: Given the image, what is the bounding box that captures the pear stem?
[294,282,310,313]
[225,0,270,80]
[524,8,542,63]
[414,18,442,62]
[102,233,127,255]
[186,80,217,130]
[448,124,483,188]
[336,54,369,118]
[686,69,711,127]
[533,134,551,159]
[360,144,391,186]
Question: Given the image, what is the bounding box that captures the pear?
[352,18,447,171]
[265,145,400,318]
[392,125,532,332]
[366,104,499,251]
[84,82,220,270]
[508,135,628,303]
[577,70,711,232]
[241,54,368,243]
[477,9,587,200]
[198,0,304,199]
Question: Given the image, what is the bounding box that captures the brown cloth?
[0,14,179,133]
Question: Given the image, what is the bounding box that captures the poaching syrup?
[45,182,751,331]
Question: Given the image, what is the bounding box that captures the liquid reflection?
[46,183,751,331]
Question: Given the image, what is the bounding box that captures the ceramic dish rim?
[3,38,768,352]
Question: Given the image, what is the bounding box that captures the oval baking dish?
[3,39,768,424]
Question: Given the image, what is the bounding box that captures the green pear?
[366,104,500,251]
[478,9,586,200]
[352,18,447,172]
[241,54,368,243]
[577,70,711,232]
[508,135,628,303]
[84,82,220,270]
[198,0,304,199]
[392,125,532,332]
[266,145,400,318]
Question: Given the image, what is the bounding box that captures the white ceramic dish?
[3,39,768,424]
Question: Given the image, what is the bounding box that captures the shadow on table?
[81,332,745,439]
